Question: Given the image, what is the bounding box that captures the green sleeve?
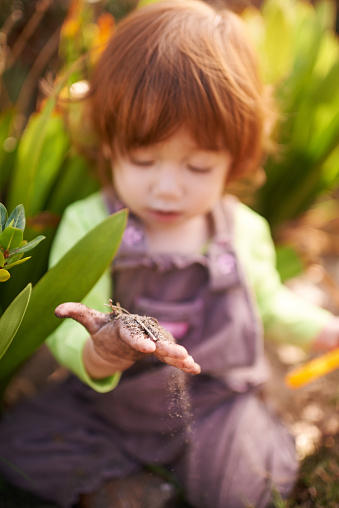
[45,192,121,392]
[233,203,331,349]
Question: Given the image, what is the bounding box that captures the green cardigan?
[46,192,331,392]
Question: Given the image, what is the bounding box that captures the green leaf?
[11,235,45,255]
[0,204,8,232]
[8,103,70,217]
[0,284,31,360]
[247,0,339,230]
[0,227,23,251]
[0,250,4,267]
[138,0,161,7]
[310,110,339,165]
[261,0,294,83]
[314,0,336,32]
[0,110,17,190]
[4,251,24,265]
[47,151,99,214]
[0,269,10,282]
[0,210,127,382]
[5,204,25,231]
[4,256,30,270]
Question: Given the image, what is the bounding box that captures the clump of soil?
[108,301,176,344]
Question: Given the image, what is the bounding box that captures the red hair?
[90,0,270,181]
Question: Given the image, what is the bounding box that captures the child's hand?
[286,316,339,389]
[312,316,339,352]
[55,302,201,377]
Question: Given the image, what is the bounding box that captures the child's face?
[111,127,232,235]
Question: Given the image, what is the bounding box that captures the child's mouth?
[149,209,181,222]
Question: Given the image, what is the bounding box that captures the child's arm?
[234,204,339,388]
[234,203,333,348]
[312,316,339,352]
[285,318,339,388]
[55,302,201,378]
[45,193,122,391]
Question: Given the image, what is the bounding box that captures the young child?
[1,1,339,507]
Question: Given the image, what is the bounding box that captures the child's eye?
[187,164,211,173]
[131,158,155,167]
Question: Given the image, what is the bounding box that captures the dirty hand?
[55,302,201,376]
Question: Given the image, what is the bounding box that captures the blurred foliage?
[0,0,120,308]
[238,0,339,279]
[242,0,339,230]
[0,209,127,393]
[0,284,31,362]
[0,203,44,282]
[0,198,126,391]
[0,0,128,389]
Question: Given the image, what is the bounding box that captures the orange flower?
[96,12,115,48]
[89,12,115,64]
[60,0,82,40]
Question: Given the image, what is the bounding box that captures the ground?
[263,255,339,507]
[264,342,339,507]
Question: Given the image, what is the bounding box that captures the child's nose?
[153,165,182,198]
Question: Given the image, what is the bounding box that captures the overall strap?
[207,195,241,292]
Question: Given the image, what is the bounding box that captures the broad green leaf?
[47,151,99,214]
[0,110,17,189]
[310,110,339,165]
[0,284,31,360]
[321,144,339,187]
[4,257,30,270]
[313,32,339,77]
[8,100,70,216]
[0,204,8,232]
[0,227,23,251]
[0,269,10,282]
[0,209,127,382]
[12,235,45,255]
[314,0,336,32]
[249,0,339,231]
[262,0,294,83]
[5,204,25,231]
[0,250,4,267]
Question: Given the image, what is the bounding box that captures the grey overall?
[0,195,298,508]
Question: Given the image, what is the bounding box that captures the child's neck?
[145,214,210,254]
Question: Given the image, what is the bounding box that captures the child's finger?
[182,363,201,375]
[155,341,188,360]
[161,355,201,374]
[55,302,111,335]
[119,326,156,354]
